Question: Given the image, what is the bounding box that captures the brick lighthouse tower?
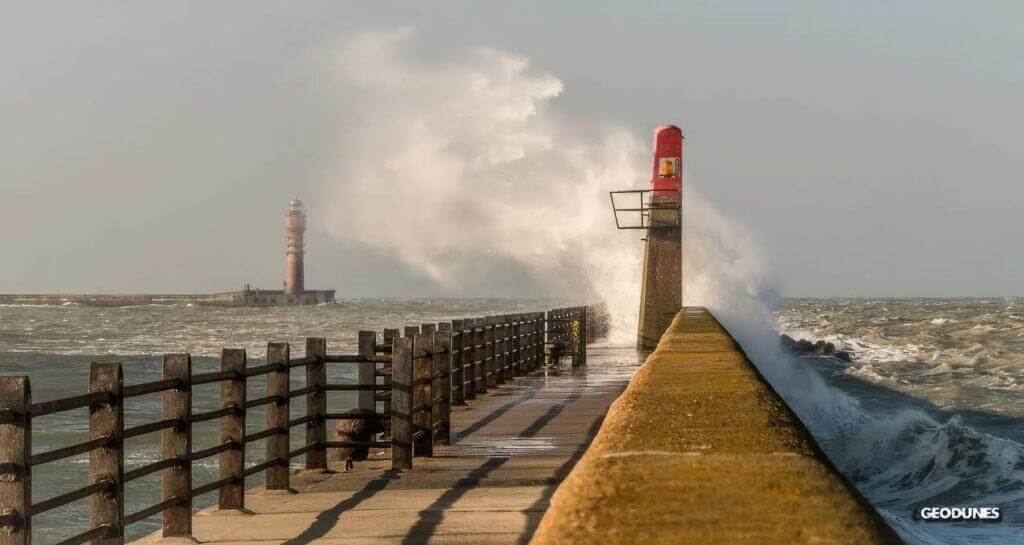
[284,198,306,299]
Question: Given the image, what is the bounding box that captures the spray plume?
[321,27,645,342]
[320,30,1024,542]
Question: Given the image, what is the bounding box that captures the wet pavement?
[133,343,641,545]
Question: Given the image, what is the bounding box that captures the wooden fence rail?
[0,304,606,545]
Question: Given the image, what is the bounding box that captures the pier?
[531,308,901,545]
[0,306,614,545]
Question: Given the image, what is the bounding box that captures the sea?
[777,297,1024,545]
[1,297,1022,544]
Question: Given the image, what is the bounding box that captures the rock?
[329,408,385,466]
[779,334,852,362]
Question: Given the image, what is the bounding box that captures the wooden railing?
[0,305,606,545]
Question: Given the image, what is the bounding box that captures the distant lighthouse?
[284,198,306,297]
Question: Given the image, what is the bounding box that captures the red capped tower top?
[650,124,683,196]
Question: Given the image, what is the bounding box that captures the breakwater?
[0,289,336,307]
[530,307,901,544]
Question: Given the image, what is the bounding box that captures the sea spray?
[683,189,1024,544]
[320,27,645,343]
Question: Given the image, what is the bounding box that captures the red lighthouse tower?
[610,125,684,349]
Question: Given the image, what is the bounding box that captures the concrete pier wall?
[530,307,901,545]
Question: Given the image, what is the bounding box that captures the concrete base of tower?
[637,197,682,350]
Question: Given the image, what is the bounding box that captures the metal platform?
[608,188,681,230]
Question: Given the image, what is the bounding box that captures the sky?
[2,1,1022,297]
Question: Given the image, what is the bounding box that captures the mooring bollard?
[90,362,124,545]
[162,354,192,537]
[265,343,290,490]
[219,348,246,510]
[305,338,327,470]
[390,337,413,470]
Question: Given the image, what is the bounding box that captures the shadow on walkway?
[400,386,585,545]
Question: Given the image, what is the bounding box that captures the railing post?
[450,320,465,406]
[383,328,399,348]
[475,318,487,394]
[433,327,452,445]
[496,315,506,384]
[90,362,124,545]
[305,338,327,471]
[580,307,588,366]
[484,316,495,390]
[493,316,505,384]
[162,354,191,538]
[357,332,376,412]
[513,315,522,375]
[0,377,30,545]
[219,349,246,510]
[463,319,476,399]
[513,315,520,375]
[524,314,531,372]
[412,332,433,456]
[498,315,507,383]
[506,315,516,380]
[539,312,546,367]
[381,328,399,410]
[266,343,290,490]
[390,337,413,470]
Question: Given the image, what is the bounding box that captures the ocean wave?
[836,412,1024,508]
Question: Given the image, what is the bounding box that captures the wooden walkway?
[135,344,640,545]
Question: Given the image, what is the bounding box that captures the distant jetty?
[0,288,335,307]
[1,199,335,307]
